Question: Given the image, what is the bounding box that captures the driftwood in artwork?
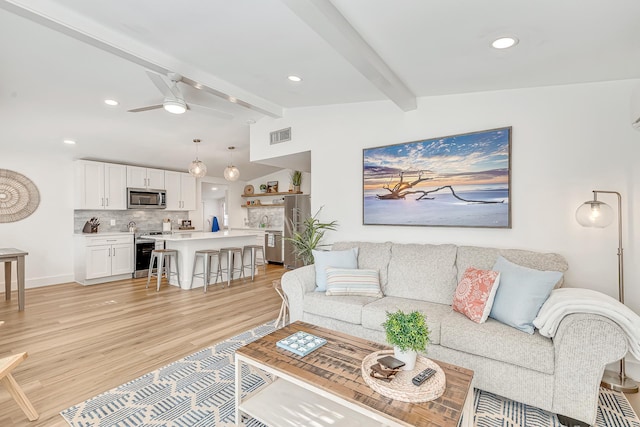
[377,171,432,199]
[414,185,504,204]
[377,172,504,204]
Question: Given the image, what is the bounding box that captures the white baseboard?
[3,274,75,290]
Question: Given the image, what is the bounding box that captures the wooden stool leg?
[1,373,39,421]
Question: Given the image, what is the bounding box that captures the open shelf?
[241,192,303,198]
[241,205,284,209]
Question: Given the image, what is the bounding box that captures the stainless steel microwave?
[127,188,166,209]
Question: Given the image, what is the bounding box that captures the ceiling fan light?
[163,99,187,114]
[224,165,240,181]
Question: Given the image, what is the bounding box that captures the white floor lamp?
[575,190,638,393]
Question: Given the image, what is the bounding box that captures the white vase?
[394,347,418,371]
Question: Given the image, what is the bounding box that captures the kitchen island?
[147,231,261,289]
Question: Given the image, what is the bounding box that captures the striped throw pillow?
[325,268,383,297]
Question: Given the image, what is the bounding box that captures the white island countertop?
[144,230,262,289]
[148,230,260,241]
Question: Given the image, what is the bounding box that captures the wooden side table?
[0,248,28,311]
[272,279,289,328]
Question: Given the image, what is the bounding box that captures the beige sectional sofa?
[281,241,628,425]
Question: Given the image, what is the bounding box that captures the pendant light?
[223,146,240,181]
[188,139,207,178]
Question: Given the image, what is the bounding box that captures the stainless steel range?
[134,231,165,278]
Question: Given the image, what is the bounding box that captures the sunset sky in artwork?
[363,128,510,190]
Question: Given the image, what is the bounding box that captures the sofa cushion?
[386,243,458,304]
[452,267,501,323]
[361,296,453,345]
[303,291,378,325]
[332,242,393,288]
[489,256,563,334]
[456,246,568,287]
[440,311,555,374]
[325,268,383,297]
[312,248,359,292]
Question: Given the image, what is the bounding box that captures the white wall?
[251,79,640,373]
[0,153,75,288]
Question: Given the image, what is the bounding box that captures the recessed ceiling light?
[104,99,119,106]
[287,75,302,82]
[211,187,218,191]
[63,139,76,145]
[492,37,519,49]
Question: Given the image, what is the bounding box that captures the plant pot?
[394,347,418,371]
[293,185,300,193]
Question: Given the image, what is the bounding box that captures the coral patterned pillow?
[453,267,501,323]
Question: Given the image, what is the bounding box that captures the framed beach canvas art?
[363,127,511,228]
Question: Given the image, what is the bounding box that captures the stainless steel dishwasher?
[264,230,283,264]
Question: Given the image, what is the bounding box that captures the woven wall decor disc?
[243,184,254,195]
[0,169,40,223]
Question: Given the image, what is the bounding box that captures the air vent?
[270,127,291,144]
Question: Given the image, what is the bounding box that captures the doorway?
[201,183,228,232]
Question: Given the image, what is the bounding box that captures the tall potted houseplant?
[285,206,337,266]
[382,310,430,370]
[290,170,302,193]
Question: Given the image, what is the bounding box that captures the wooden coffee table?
[235,321,474,427]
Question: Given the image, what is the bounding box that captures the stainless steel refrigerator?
[283,194,311,269]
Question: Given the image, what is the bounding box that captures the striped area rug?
[61,321,640,426]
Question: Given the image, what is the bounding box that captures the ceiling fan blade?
[146,71,172,98]
[127,104,164,113]
[186,101,233,120]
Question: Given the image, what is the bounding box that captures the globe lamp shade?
[224,165,240,181]
[188,160,207,178]
[575,200,614,228]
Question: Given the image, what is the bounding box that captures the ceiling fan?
[128,71,233,119]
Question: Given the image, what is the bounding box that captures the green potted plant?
[382,310,430,370]
[290,170,302,193]
[285,206,338,266]
[259,183,267,193]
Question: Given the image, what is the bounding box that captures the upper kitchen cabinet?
[126,166,165,190]
[165,171,196,211]
[74,160,127,210]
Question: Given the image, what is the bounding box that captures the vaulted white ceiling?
[2,0,639,179]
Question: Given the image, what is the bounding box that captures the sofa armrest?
[281,265,316,322]
[551,313,627,424]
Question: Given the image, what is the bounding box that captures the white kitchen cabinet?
[165,171,196,211]
[74,234,134,284]
[127,166,165,189]
[74,160,127,210]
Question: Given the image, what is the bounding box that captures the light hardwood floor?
[0,265,287,426]
[1,266,639,425]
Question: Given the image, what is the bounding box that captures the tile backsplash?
[74,210,187,233]
[247,207,284,229]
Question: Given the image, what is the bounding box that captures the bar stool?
[218,247,244,287]
[146,249,180,292]
[243,244,266,281]
[191,249,221,293]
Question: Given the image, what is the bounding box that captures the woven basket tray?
[361,350,446,403]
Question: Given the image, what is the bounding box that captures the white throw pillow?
[312,248,359,292]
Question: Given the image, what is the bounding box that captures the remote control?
[412,368,436,386]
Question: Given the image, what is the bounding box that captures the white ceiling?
[2,0,639,180]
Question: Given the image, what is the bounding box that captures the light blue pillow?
[489,256,563,334]
[312,248,358,292]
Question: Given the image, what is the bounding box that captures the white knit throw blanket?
[533,288,640,360]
